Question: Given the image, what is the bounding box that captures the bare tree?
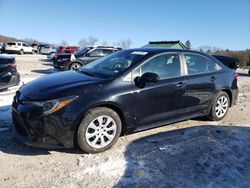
[78,38,88,47]
[102,41,109,45]
[87,36,98,46]
[23,38,40,45]
[116,38,132,49]
[78,36,99,47]
[185,40,191,50]
[60,39,68,46]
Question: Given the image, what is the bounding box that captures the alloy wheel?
[215,96,229,118]
[85,115,117,149]
[70,63,81,70]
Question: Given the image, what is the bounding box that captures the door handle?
[177,81,186,88]
[210,76,216,81]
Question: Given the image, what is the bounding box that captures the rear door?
[181,53,220,115]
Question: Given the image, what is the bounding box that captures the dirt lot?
[0,54,250,188]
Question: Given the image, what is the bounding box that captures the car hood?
[19,71,104,101]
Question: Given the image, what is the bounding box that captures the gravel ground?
[0,54,250,188]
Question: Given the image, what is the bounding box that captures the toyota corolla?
[12,48,238,153]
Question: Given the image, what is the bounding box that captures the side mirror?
[134,72,159,88]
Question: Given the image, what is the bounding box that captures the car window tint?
[89,49,103,57]
[206,58,221,72]
[136,54,181,79]
[185,54,207,74]
[103,49,113,55]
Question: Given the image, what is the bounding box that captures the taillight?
[233,73,238,79]
[8,63,16,69]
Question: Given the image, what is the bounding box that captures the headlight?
[26,96,77,116]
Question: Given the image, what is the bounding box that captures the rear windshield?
[7,42,16,45]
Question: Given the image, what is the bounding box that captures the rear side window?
[103,49,113,55]
[206,58,221,72]
[89,49,103,57]
[184,54,207,74]
[7,42,16,46]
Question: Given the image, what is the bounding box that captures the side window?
[17,43,21,46]
[88,49,103,57]
[103,49,113,55]
[184,54,207,74]
[22,43,28,47]
[206,58,222,72]
[133,53,181,79]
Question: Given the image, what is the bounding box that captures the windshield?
[75,47,91,57]
[79,50,148,79]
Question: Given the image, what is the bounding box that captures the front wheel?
[69,62,82,70]
[77,107,122,153]
[207,91,230,121]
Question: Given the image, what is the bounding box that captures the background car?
[0,55,20,90]
[12,48,238,153]
[0,42,4,53]
[56,46,80,55]
[213,55,239,70]
[40,45,57,55]
[47,51,56,60]
[31,44,38,53]
[4,42,34,55]
[53,46,122,71]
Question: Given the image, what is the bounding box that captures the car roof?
[124,47,206,55]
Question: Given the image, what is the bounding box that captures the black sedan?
[53,46,121,71]
[12,48,238,153]
[0,56,20,90]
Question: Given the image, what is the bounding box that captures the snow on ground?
[0,77,36,129]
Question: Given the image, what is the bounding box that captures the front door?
[132,52,186,129]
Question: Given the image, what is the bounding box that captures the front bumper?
[12,95,82,149]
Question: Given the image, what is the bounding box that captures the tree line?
[185,40,250,67]
[22,37,133,49]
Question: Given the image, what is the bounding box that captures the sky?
[0,0,249,50]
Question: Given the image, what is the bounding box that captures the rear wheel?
[69,62,82,70]
[207,91,230,121]
[19,49,24,55]
[77,107,122,153]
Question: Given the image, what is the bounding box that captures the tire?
[77,107,122,153]
[19,49,24,55]
[207,91,230,121]
[69,62,82,70]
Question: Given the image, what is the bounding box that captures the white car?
[40,45,57,55]
[5,42,34,55]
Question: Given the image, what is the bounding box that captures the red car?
[56,46,80,54]
[53,46,80,62]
